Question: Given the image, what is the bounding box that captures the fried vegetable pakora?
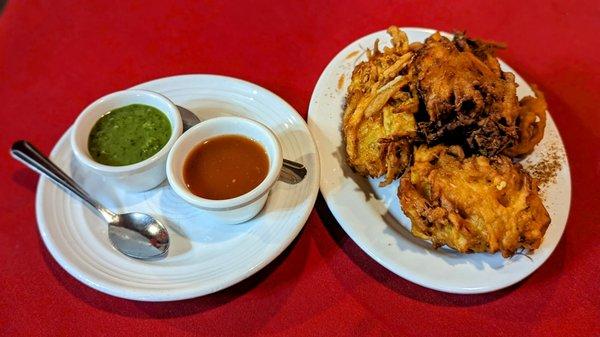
[343,27,419,186]
[399,145,550,257]
[341,27,552,257]
[412,32,547,157]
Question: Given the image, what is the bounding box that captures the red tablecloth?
[2,1,599,336]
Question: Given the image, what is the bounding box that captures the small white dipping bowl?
[166,116,283,225]
[71,89,183,192]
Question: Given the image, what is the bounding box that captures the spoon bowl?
[108,213,169,259]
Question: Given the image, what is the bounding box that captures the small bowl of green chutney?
[71,89,183,191]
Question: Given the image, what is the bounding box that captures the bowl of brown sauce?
[166,116,283,224]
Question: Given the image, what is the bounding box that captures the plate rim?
[307,27,572,294]
[35,74,321,301]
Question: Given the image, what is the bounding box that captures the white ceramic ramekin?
[166,116,283,225]
[71,89,183,192]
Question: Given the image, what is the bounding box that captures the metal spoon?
[177,105,307,184]
[11,140,169,260]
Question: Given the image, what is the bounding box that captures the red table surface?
[1,1,599,336]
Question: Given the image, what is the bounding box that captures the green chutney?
[88,104,171,166]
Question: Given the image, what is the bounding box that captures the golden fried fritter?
[343,26,419,186]
[399,145,550,257]
[412,32,520,156]
[412,32,547,157]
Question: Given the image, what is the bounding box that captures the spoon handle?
[10,140,115,220]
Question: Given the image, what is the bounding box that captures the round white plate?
[36,75,320,301]
[307,28,571,294]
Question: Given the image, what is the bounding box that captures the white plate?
[307,28,571,294]
[36,75,320,301]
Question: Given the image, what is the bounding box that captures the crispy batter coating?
[504,86,547,156]
[412,32,521,156]
[399,145,550,257]
[343,26,419,186]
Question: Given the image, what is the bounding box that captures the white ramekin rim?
[166,116,283,211]
[70,89,183,175]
